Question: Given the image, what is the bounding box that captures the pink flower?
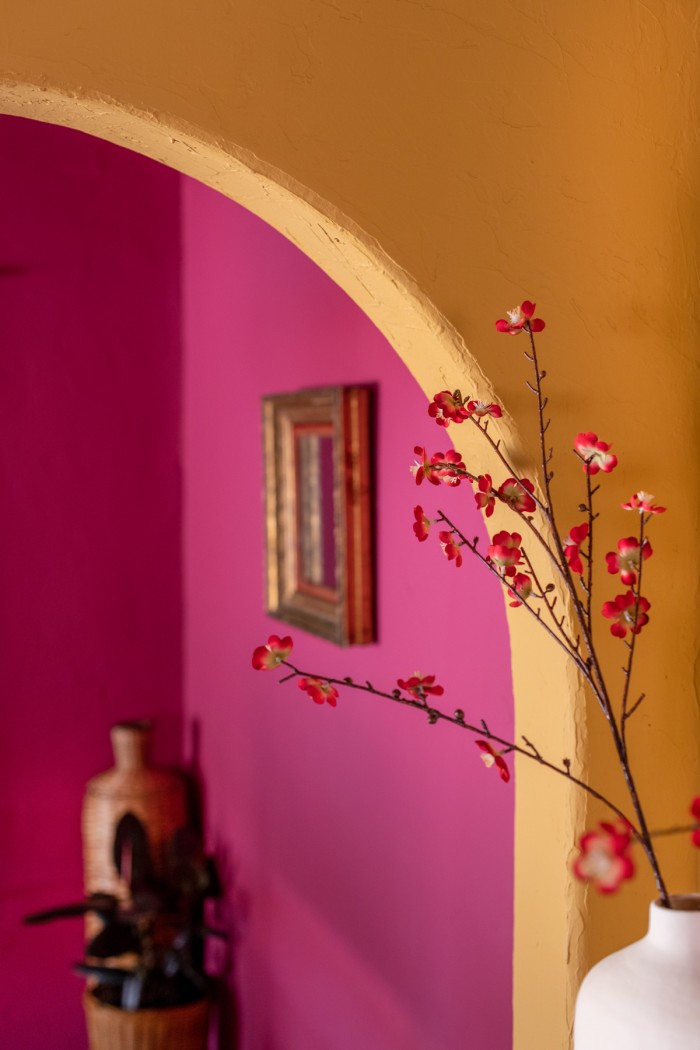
[690,797,700,849]
[575,432,618,475]
[298,677,339,707]
[474,474,495,517]
[397,673,444,700]
[622,491,666,515]
[495,300,546,336]
[252,634,294,670]
[601,591,651,638]
[498,477,536,514]
[428,390,470,427]
[410,446,440,486]
[487,530,523,578]
[605,537,652,587]
[413,505,431,542]
[475,740,511,782]
[432,449,467,487]
[572,821,635,894]
[507,572,533,607]
[564,523,589,575]
[466,400,503,419]
[439,530,463,567]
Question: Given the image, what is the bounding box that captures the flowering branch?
[253,299,694,903]
[436,510,591,679]
[429,304,674,901]
[620,515,648,738]
[467,414,549,518]
[266,647,642,836]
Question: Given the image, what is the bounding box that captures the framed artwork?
[262,385,375,645]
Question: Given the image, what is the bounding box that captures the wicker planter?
[84,993,209,1050]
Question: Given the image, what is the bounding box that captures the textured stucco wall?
[2,3,700,1047]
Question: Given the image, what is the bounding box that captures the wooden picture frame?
[262,385,375,645]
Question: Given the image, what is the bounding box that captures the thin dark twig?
[621,515,648,743]
[624,693,646,722]
[278,660,640,836]
[585,469,594,625]
[522,735,542,759]
[520,548,580,652]
[648,822,699,840]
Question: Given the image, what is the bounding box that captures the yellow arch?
[0,79,586,1047]
[6,8,700,1050]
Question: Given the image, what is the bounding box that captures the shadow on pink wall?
[182,182,515,1049]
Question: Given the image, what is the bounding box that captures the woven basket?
[84,993,209,1050]
[82,721,187,898]
[82,722,187,937]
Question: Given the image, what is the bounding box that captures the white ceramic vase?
[573,894,700,1049]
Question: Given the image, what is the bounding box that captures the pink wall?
[0,115,514,1050]
[182,183,515,1048]
[0,117,183,1049]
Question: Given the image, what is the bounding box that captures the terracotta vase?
[84,992,209,1050]
[573,894,700,1049]
[82,721,188,903]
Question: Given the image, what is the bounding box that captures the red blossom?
[474,474,496,517]
[508,572,533,608]
[487,530,523,578]
[411,446,440,486]
[690,797,700,848]
[495,300,546,336]
[601,591,651,638]
[432,449,468,487]
[413,505,431,542]
[564,523,589,575]
[498,477,537,514]
[298,677,339,707]
[252,634,294,670]
[397,673,444,700]
[474,740,511,782]
[622,491,666,515]
[439,530,463,567]
[428,390,470,427]
[466,400,503,419]
[572,820,635,894]
[575,432,618,475]
[605,537,652,587]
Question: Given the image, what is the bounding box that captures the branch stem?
[280,660,640,835]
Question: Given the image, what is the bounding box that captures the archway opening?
[1,113,517,1050]
[0,86,584,1050]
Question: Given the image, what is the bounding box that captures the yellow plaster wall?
[2,3,700,1047]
